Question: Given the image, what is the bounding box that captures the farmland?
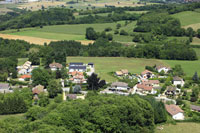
[156,122,200,133]
[67,57,200,82]
[0,21,136,44]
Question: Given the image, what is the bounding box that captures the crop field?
[172,11,200,26]
[0,21,136,44]
[68,57,200,82]
[156,122,200,133]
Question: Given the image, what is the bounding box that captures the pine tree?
[192,72,199,83]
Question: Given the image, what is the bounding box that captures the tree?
[73,85,81,94]
[192,72,199,83]
[28,52,40,65]
[197,29,200,38]
[56,69,62,79]
[116,23,121,29]
[47,80,62,98]
[87,73,106,91]
[69,84,73,94]
[172,65,185,76]
[38,93,49,107]
[190,87,200,102]
[86,27,98,40]
[32,69,51,87]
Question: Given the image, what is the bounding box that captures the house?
[165,104,184,120]
[18,68,27,75]
[110,82,130,91]
[142,80,160,87]
[69,71,86,84]
[165,86,181,96]
[69,62,84,66]
[173,76,185,87]
[0,83,12,93]
[115,69,129,77]
[136,84,155,95]
[32,85,45,95]
[141,70,155,79]
[190,105,200,112]
[88,63,94,68]
[19,75,31,81]
[49,63,63,71]
[69,65,86,72]
[156,65,171,73]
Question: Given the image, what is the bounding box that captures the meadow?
[156,122,200,133]
[68,57,200,82]
[172,11,200,26]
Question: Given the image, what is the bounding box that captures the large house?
[17,61,32,75]
[165,104,184,120]
[69,62,86,72]
[156,65,171,73]
[165,86,181,96]
[173,76,185,87]
[136,84,154,95]
[69,71,86,84]
[141,70,155,79]
[49,62,63,71]
[19,75,32,81]
[32,84,45,99]
[142,80,160,87]
[0,83,12,93]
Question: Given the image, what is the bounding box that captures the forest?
[0,94,168,132]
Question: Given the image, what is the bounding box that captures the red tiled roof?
[137,84,153,91]
[49,63,63,69]
[141,70,153,75]
[165,104,184,116]
[142,80,160,85]
[20,75,31,79]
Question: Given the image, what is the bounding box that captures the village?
[0,59,200,122]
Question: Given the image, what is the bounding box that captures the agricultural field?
[156,122,200,133]
[172,11,200,26]
[0,21,136,44]
[68,57,200,82]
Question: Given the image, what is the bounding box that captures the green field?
[156,122,200,133]
[3,21,136,42]
[172,11,200,26]
[68,57,200,82]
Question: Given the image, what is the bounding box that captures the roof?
[66,94,77,100]
[69,65,86,70]
[141,70,153,75]
[165,104,184,116]
[156,65,171,70]
[166,86,177,92]
[20,75,31,79]
[121,69,128,74]
[49,63,63,69]
[88,63,94,65]
[69,62,83,66]
[70,71,83,76]
[173,76,182,81]
[190,105,200,112]
[137,84,153,91]
[115,71,123,76]
[32,85,44,94]
[142,80,160,85]
[111,82,128,88]
[0,83,10,90]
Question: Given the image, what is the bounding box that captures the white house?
[165,104,184,120]
[49,63,63,71]
[173,76,185,87]
[109,82,130,91]
[18,68,27,75]
[141,70,155,79]
[0,83,12,93]
[156,65,171,73]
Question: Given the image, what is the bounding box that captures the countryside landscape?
[0,0,200,132]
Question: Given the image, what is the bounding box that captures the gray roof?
[111,82,128,88]
[69,62,83,66]
[173,76,182,81]
[190,105,200,111]
[0,83,10,90]
[88,63,94,65]
[69,65,86,70]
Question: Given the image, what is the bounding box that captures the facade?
[165,104,184,120]
[0,83,12,93]
[156,66,171,73]
[173,76,185,87]
[165,86,181,96]
[110,82,130,91]
[69,65,86,72]
[141,70,155,79]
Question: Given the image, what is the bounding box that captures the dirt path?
[0,34,94,45]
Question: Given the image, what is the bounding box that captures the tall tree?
[47,80,62,98]
[192,72,199,83]
[87,73,106,91]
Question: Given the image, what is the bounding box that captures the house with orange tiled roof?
[135,84,154,95]
[165,104,184,120]
[18,75,31,81]
[69,71,86,84]
[141,70,155,79]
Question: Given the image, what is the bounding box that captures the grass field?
[68,57,200,82]
[156,122,200,133]
[172,11,200,26]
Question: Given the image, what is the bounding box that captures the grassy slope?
[172,11,200,26]
[156,122,200,133]
[68,57,200,82]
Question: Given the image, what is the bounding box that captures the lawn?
[194,48,200,59]
[68,57,200,82]
[18,58,28,66]
[0,113,24,121]
[156,122,200,133]
[172,11,200,26]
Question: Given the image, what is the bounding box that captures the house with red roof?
[18,75,32,81]
[141,70,155,79]
[165,104,184,120]
[135,84,155,95]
